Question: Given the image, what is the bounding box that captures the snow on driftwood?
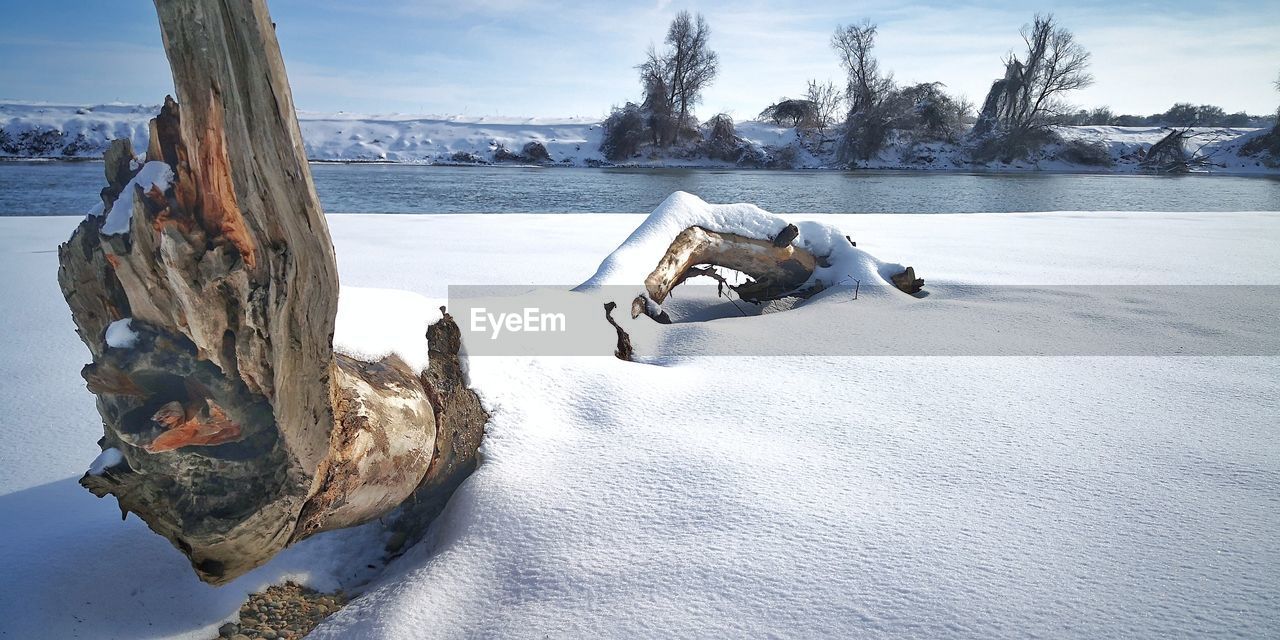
[580,190,906,292]
[91,160,174,235]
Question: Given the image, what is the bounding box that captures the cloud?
[2,0,1276,116]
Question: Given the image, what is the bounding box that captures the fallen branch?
[603,302,634,361]
[645,224,818,305]
[637,222,925,320]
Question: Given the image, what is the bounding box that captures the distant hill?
[2,102,1276,173]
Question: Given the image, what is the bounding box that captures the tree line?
[599,11,1280,167]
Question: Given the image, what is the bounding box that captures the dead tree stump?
[58,0,485,584]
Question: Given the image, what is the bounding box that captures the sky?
[1,1,1277,119]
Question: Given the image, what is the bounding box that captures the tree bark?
[642,224,819,306]
[59,0,484,584]
[633,223,924,322]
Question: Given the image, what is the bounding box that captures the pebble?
[211,582,348,640]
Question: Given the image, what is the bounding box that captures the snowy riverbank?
[3,102,1277,173]
[1,205,1278,638]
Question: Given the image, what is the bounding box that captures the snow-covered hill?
[2,102,1276,173]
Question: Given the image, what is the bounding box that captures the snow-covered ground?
[3,102,1276,173]
[1,201,1277,638]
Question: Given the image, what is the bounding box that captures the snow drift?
[1,206,1279,638]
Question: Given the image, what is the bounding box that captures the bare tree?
[637,11,719,146]
[955,94,977,124]
[1242,69,1280,162]
[639,62,676,146]
[1269,70,1280,122]
[831,21,892,113]
[974,13,1093,141]
[805,79,843,133]
[829,20,904,162]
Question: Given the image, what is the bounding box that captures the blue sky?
[2,1,1277,118]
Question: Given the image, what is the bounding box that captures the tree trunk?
[58,0,485,585]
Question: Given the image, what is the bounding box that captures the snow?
[579,191,793,288]
[581,191,902,291]
[98,160,173,236]
[296,111,602,165]
[2,208,1279,638]
[333,286,440,373]
[86,448,123,476]
[103,317,138,349]
[0,214,390,640]
[0,103,155,159]
[4,102,1276,173]
[573,191,906,330]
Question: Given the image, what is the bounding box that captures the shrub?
[701,113,740,161]
[449,151,486,164]
[837,82,970,163]
[600,103,646,161]
[736,144,766,167]
[759,99,816,127]
[492,146,521,162]
[766,145,798,169]
[1058,139,1113,166]
[1240,129,1280,166]
[521,141,551,162]
[10,128,66,155]
[837,107,893,162]
[971,127,1061,163]
[897,82,967,142]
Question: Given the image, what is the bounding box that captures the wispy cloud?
[1,0,1276,117]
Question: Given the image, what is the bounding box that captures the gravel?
[212,582,348,640]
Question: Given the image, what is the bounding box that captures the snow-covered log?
[619,194,926,321]
[58,0,485,584]
[644,223,819,304]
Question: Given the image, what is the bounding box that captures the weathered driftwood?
[631,223,924,321]
[60,0,484,584]
[644,224,818,305]
[603,302,634,361]
[890,266,925,295]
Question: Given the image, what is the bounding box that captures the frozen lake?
[2,161,1279,215]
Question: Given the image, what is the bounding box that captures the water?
[2,161,1277,215]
